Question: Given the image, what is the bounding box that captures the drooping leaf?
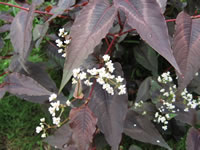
[114,0,180,74]
[45,124,77,150]
[134,43,158,76]
[136,77,152,102]
[0,13,14,23]
[10,3,35,70]
[124,110,171,150]
[0,24,11,33]
[35,22,49,48]
[0,37,4,49]
[156,0,167,14]
[60,0,117,91]
[69,105,97,150]
[173,11,200,91]
[186,127,200,150]
[5,72,51,97]
[88,63,128,150]
[174,102,198,126]
[48,0,75,21]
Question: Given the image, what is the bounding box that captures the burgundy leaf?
[48,0,75,21]
[44,124,77,150]
[14,62,66,104]
[0,13,14,23]
[88,63,128,150]
[0,24,10,33]
[136,77,152,102]
[10,3,35,67]
[5,72,51,97]
[60,0,117,91]
[156,0,167,14]
[0,86,7,99]
[174,102,197,126]
[186,127,200,150]
[0,37,4,49]
[124,110,171,150]
[173,11,200,91]
[114,0,180,74]
[69,105,97,150]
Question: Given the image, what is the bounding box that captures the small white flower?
[116,76,124,83]
[162,126,168,130]
[72,78,78,84]
[105,60,115,73]
[58,28,65,37]
[157,76,162,82]
[73,68,81,78]
[97,77,105,85]
[53,117,61,126]
[56,39,63,47]
[84,80,93,86]
[184,108,189,112]
[165,114,170,119]
[155,112,159,118]
[66,100,71,106]
[58,49,63,53]
[103,54,110,62]
[36,126,42,133]
[40,118,45,122]
[64,39,71,45]
[133,124,137,127]
[160,89,165,93]
[79,72,87,80]
[41,133,46,138]
[163,92,169,97]
[48,106,55,116]
[49,93,57,102]
[62,53,66,58]
[52,101,60,110]
[195,72,199,76]
[87,68,98,75]
[118,85,126,95]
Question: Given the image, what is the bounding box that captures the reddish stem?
[105,36,118,54]
[0,2,66,18]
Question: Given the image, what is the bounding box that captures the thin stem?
[105,36,117,54]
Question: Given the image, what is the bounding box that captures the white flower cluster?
[36,118,46,138]
[154,72,200,130]
[157,71,173,84]
[72,54,126,95]
[134,101,144,109]
[154,112,170,130]
[55,28,71,58]
[181,88,200,111]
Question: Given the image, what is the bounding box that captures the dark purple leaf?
[124,110,171,150]
[114,0,180,74]
[44,124,77,150]
[69,105,97,150]
[0,24,10,33]
[35,22,49,48]
[156,0,167,14]
[0,13,14,23]
[186,127,200,150]
[0,37,4,49]
[134,42,158,75]
[5,72,51,97]
[10,3,35,67]
[48,0,75,21]
[174,102,197,126]
[14,62,66,104]
[136,77,152,102]
[60,0,117,91]
[88,63,128,150]
[0,86,7,99]
[173,11,200,91]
